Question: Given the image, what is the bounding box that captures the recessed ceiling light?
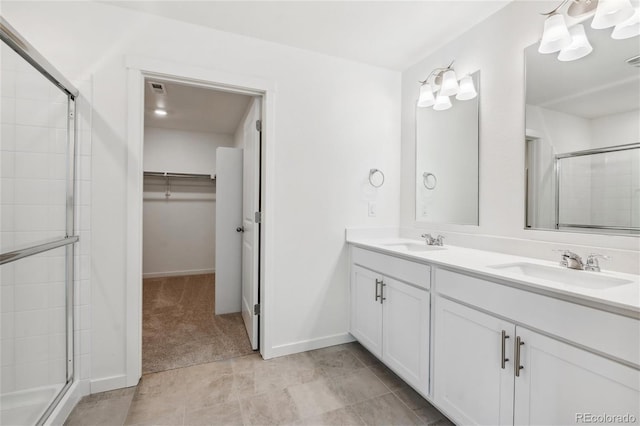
[154,109,167,116]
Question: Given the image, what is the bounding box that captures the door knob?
[236,227,244,233]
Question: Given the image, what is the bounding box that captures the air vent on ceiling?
[148,81,167,95]
[626,55,640,67]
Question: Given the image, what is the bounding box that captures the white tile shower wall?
[0,41,93,397]
[590,150,640,230]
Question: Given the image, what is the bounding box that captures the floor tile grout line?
[235,392,249,426]
[120,389,136,426]
[390,388,439,425]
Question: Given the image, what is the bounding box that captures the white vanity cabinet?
[434,297,515,425]
[350,247,431,395]
[351,265,384,357]
[434,268,640,426]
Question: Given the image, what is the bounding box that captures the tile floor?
[64,342,453,426]
[143,274,254,373]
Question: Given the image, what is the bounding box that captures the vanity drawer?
[436,268,640,367]
[351,247,431,290]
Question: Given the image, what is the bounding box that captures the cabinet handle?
[381,282,386,304]
[375,279,381,301]
[501,330,510,369]
[514,336,524,377]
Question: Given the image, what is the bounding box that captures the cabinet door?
[350,265,383,358]
[514,327,640,426]
[382,277,430,395]
[434,297,515,425]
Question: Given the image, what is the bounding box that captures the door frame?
[124,56,276,386]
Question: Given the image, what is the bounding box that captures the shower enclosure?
[1,17,79,425]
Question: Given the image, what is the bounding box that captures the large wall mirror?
[525,18,639,235]
[415,71,479,225]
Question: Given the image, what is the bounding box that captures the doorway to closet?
[141,79,262,374]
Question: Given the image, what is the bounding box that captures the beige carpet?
[142,274,253,374]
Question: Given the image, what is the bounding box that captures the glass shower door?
[1,17,78,425]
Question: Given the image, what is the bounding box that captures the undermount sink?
[489,262,633,290]
[383,242,446,252]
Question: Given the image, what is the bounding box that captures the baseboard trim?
[90,375,128,394]
[142,268,215,279]
[267,332,355,359]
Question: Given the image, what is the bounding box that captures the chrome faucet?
[421,233,445,246]
[584,254,610,272]
[557,250,584,270]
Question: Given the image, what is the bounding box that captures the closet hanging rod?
[143,171,215,180]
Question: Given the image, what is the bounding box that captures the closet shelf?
[143,171,216,181]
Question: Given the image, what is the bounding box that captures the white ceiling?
[105,1,513,70]
[526,18,640,119]
[144,80,253,133]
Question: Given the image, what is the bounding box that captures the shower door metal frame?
[554,143,640,232]
[0,16,80,426]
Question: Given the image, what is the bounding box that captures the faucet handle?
[553,249,583,268]
[421,233,436,245]
[435,235,445,246]
[585,254,610,272]
[553,249,570,266]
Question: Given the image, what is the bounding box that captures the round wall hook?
[369,169,385,188]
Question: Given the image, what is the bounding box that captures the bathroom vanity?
[347,238,640,426]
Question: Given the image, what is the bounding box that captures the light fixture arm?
[418,60,456,86]
[540,0,598,17]
[541,0,572,16]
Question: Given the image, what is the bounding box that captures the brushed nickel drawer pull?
[375,279,381,301]
[515,336,524,377]
[381,282,386,304]
[501,330,510,369]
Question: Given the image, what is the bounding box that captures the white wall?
[526,105,592,154]
[400,0,639,274]
[2,1,401,388]
[144,127,233,176]
[142,127,231,277]
[591,110,640,149]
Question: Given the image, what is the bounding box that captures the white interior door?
[241,98,261,350]
[215,148,243,314]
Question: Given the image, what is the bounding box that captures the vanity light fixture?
[558,24,593,61]
[612,7,640,38]
[539,13,572,53]
[438,70,459,97]
[417,61,477,111]
[456,75,478,101]
[154,109,167,116]
[433,93,452,111]
[417,83,436,107]
[591,0,635,28]
[538,0,638,61]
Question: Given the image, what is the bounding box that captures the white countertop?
[347,237,640,317]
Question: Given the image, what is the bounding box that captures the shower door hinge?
[256,119,262,132]
[254,304,261,315]
[254,211,262,223]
